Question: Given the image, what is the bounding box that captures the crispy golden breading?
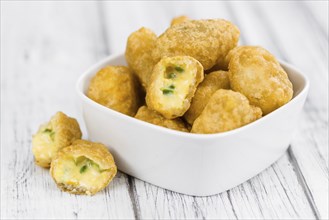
[191,89,262,134]
[184,70,230,124]
[228,46,293,114]
[152,19,240,70]
[125,27,157,89]
[135,106,188,132]
[32,112,82,168]
[170,15,189,26]
[87,66,141,116]
[146,56,204,119]
[50,140,117,196]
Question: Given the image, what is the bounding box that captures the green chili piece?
[168,73,176,79]
[43,128,52,133]
[162,89,174,95]
[80,165,88,174]
[43,128,55,141]
[175,66,184,72]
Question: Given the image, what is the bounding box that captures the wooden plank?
[0,2,135,219]
[228,1,328,219]
[100,1,319,219]
[1,1,326,219]
[131,153,316,219]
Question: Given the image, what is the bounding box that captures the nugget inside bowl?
[76,53,309,196]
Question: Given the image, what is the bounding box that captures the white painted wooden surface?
[1,1,328,219]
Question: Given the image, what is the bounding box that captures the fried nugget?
[125,27,157,89]
[50,140,117,196]
[191,89,262,134]
[184,70,230,124]
[170,15,189,26]
[135,106,188,132]
[146,56,204,119]
[32,112,82,168]
[152,19,240,70]
[228,46,293,115]
[87,66,141,116]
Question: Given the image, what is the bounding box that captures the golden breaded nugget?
[146,56,204,119]
[184,70,230,124]
[32,112,82,168]
[191,89,262,134]
[125,27,157,89]
[135,106,188,132]
[153,19,240,70]
[228,46,293,114]
[50,140,117,196]
[87,66,141,116]
[170,15,189,26]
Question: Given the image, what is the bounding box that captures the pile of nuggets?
[88,16,294,134]
[32,16,294,196]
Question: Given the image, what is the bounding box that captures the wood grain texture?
[1,1,328,219]
[226,2,328,218]
[100,1,325,219]
[1,2,135,219]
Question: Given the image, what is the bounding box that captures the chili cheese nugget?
[50,140,117,196]
[32,112,82,168]
[146,56,204,119]
[170,15,189,26]
[191,89,262,134]
[228,46,293,115]
[125,27,157,89]
[87,66,141,116]
[184,70,230,125]
[135,106,188,132]
[153,19,240,70]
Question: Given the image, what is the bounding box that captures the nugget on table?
[32,112,82,168]
[87,66,141,116]
[50,140,117,196]
[191,89,262,134]
[146,56,204,119]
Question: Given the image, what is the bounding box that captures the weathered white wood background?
[1,1,328,219]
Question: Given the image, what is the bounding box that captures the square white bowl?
[76,53,309,196]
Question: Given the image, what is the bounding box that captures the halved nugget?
[50,140,117,196]
[135,106,188,132]
[146,56,204,119]
[87,66,141,116]
[153,19,240,70]
[184,70,230,125]
[228,46,293,115]
[125,27,157,89]
[32,112,82,168]
[191,89,262,134]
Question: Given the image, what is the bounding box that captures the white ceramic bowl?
[76,53,309,196]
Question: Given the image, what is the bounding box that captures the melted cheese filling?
[32,127,56,166]
[155,60,197,109]
[53,156,109,192]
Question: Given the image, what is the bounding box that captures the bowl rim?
[76,53,310,140]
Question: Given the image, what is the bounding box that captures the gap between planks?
[85,1,326,219]
[229,2,326,219]
[96,2,141,219]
